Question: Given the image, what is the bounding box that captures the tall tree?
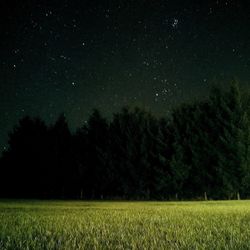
[49,113,76,198]
[208,81,244,198]
[83,109,110,199]
[0,116,49,198]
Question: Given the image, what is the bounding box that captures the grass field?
[0,200,250,249]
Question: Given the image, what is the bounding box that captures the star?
[172,18,179,28]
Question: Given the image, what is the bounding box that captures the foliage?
[1,81,250,199]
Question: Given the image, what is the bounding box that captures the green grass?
[1,200,250,249]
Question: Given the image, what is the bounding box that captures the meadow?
[0,200,250,249]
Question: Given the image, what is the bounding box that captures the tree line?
[1,81,250,200]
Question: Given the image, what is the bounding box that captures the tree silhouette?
[0,116,48,197]
[1,81,250,200]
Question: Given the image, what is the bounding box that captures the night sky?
[1,0,250,152]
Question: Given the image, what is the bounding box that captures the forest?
[1,81,250,200]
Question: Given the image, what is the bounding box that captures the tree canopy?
[1,81,250,200]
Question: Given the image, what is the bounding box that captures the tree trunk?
[204,192,207,201]
[80,188,83,200]
[237,192,240,200]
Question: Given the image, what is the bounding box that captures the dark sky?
[1,0,250,152]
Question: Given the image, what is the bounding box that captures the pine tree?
[49,113,75,198]
[84,109,109,199]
